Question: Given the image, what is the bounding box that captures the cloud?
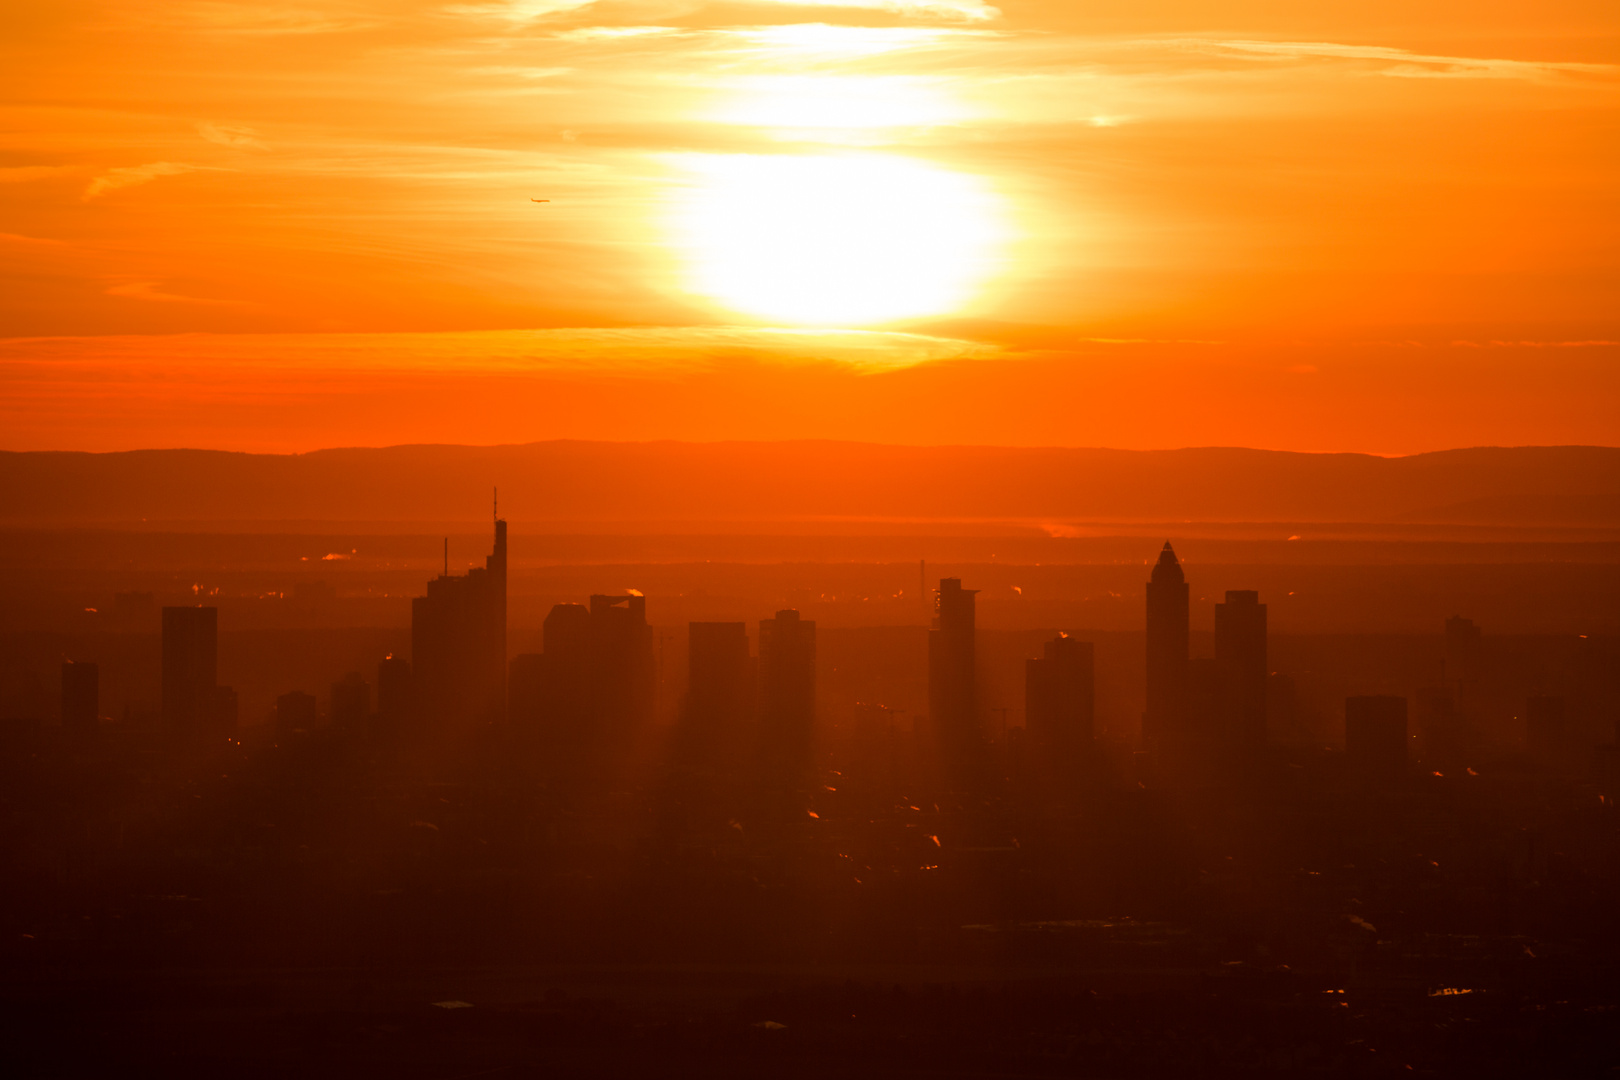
[198,122,266,149]
[752,0,1000,21]
[1206,39,1618,82]
[446,0,597,22]
[83,162,207,200]
[104,281,243,305]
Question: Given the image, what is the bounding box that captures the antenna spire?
[443,537,448,577]
[494,486,498,523]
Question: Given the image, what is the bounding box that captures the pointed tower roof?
[1151,541,1185,584]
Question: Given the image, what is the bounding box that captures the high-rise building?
[330,672,370,729]
[524,595,656,777]
[1144,543,1189,744]
[1215,589,1267,743]
[61,661,98,736]
[1025,633,1093,791]
[759,609,816,788]
[410,516,506,728]
[1346,695,1408,788]
[540,602,593,738]
[684,622,754,768]
[587,593,655,749]
[162,605,217,735]
[929,577,980,790]
[376,656,413,728]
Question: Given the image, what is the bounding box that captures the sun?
[671,153,1005,326]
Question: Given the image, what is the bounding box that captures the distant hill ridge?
[1,442,1617,526]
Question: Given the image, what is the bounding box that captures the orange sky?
[2,1,1617,452]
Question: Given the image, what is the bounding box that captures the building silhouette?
[61,661,98,737]
[162,606,217,735]
[376,656,413,728]
[522,595,655,777]
[929,577,980,791]
[1025,633,1093,798]
[1346,695,1408,788]
[1214,589,1267,743]
[330,672,369,729]
[1143,543,1189,745]
[410,516,506,729]
[759,609,816,792]
[538,602,594,745]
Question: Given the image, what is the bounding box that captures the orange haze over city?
[3,0,1618,453]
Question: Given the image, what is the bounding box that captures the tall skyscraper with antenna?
[411,502,507,728]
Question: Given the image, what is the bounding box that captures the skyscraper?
[330,672,370,729]
[1025,633,1094,794]
[929,577,980,790]
[759,609,816,789]
[61,661,98,737]
[162,605,217,735]
[410,515,506,729]
[376,655,413,729]
[1143,542,1189,744]
[587,593,655,751]
[1214,589,1267,743]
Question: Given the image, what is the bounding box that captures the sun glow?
[673,153,1005,326]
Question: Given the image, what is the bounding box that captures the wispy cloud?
[198,122,267,149]
[1206,39,1619,82]
[750,0,1001,22]
[104,281,246,305]
[83,162,209,201]
[446,0,596,23]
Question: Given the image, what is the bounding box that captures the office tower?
[410,515,507,729]
[61,661,98,736]
[1215,590,1267,744]
[376,655,413,727]
[1143,542,1189,744]
[276,691,318,736]
[1025,633,1094,794]
[759,609,816,788]
[541,602,593,737]
[684,622,754,768]
[587,593,656,748]
[330,672,369,729]
[928,577,980,790]
[162,606,218,735]
[1346,695,1408,788]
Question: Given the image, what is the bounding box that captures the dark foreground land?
[3,715,1619,1079]
[6,957,1619,1079]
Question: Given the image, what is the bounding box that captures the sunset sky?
[3,1,1616,453]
